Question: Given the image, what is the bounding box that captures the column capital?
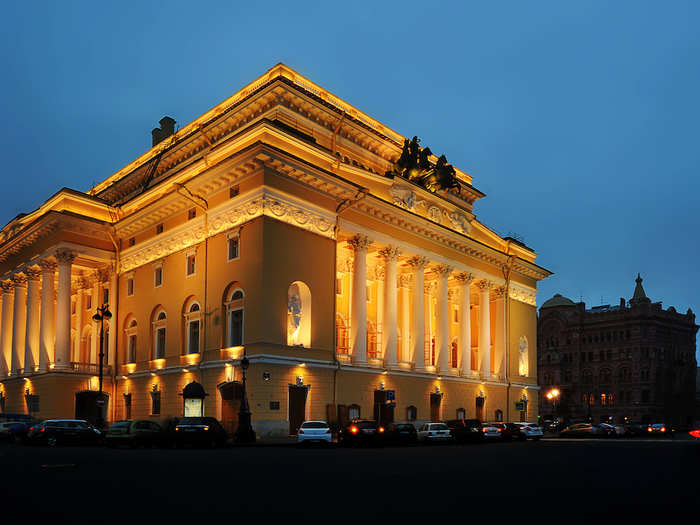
[377,245,402,261]
[406,255,430,270]
[492,285,507,298]
[25,266,42,281]
[55,249,77,265]
[433,264,454,277]
[454,272,474,285]
[424,281,436,295]
[0,280,13,294]
[347,234,373,252]
[39,259,58,273]
[11,273,27,287]
[477,279,493,291]
[398,273,412,288]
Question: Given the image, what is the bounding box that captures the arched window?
[335,313,349,355]
[183,299,201,354]
[406,406,417,421]
[124,318,137,363]
[456,407,466,420]
[450,338,458,368]
[81,325,92,363]
[152,309,167,359]
[495,409,503,422]
[287,281,311,347]
[518,336,529,376]
[366,320,379,359]
[225,288,244,347]
[582,369,593,384]
[599,368,612,384]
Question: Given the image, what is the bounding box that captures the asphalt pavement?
[1,438,697,523]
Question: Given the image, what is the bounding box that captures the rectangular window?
[188,321,200,354]
[127,278,134,297]
[128,335,137,363]
[103,288,109,304]
[188,208,196,220]
[230,185,240,198]
[124,393,132,420]
[154,267,163,287]
[186,255,196,276]
[156,328,166,359]
[86,295,92,310]
[336,278,342,295]
[453,308,459,323]
[229,309,243,347]
[128,237,135,247]
[227,237,239,261]
[156,224,164,235]
[151,391,161,415]
[71,300,76,315]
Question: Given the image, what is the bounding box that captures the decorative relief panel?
[509,283,537,306]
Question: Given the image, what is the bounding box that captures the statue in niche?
[287,283,302,346]
[518,336,529,376]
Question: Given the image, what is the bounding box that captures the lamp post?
[92,304,112,429]
[234,353,256,443]
[546,388,560,422]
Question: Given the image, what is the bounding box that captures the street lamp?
[234,353,256,443]
[546,388,560,420]
[92,304,112,429]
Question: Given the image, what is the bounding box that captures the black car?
[385,422,417,445]
[445,419,483,443]
[337,419,385,446]
[104,420,164,448]
[174,417,228,448]
[26,419,102,446]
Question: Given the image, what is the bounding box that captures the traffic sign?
[386,390,395,401]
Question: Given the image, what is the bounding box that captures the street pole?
[92,304,112,430]
[235,354,256,443]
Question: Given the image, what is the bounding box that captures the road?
[1,439,697,522]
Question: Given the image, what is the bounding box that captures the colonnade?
[0,249,117,377]
[345,234,506,378]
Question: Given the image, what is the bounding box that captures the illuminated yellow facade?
[0,64,550,435]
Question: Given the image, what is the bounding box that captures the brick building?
[537,275,697,428]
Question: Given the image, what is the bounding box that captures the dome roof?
[540,294,576,309]
[182,381,208,399]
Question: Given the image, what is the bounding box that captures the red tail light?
[647,427,653,432]
[40,428,45,433]
[350,426,358,434]
[298,429,304,434]
[378,427,385,433]
[497,428,502,432]
[660,427,666,432]
[482,428,487,433]
[29,427,34,431]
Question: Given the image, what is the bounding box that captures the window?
[495,409,503,422]
[366,285,371,303]
[229,185,239,198]
[186,255,196,276]
[336,277,342,295]
[600,393,607,406]
[150,389,161,415]
[185,301,201,354]
[227,236,239,261]
[348,404,361,420]
[123,393,132,420]
[226,289,244,347]
[124,318,137,363]
[71,300,76,315]
[127,278,134,297]
[128,237,135,247]
[456,408,465,419]
[188,208,196,220]
[154,267,163,287]
[453,308,458,323]
[607,393,614,407]
[86,295,92,310]
[156,223,164,235]
[287,281,311,347]
[153,310,167,359]
[103,287,109,304]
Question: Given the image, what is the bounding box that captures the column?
[493,286,507,378]
[434,264,452,373]
[11,274,28,374]
[379,246,401,368]
[456,272,474,376]
[477,280,492,378]
[399,274,411,363]
[0,281,13,376]
[90,278,99,363]
[407,256,429,370]
[23,267,42,372]
[107,270,117,368]
[348,234,372,365]
[55,250,76,370]
[73,287,83,363]
[38,260,57,371]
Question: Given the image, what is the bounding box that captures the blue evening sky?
[1,1,698,358]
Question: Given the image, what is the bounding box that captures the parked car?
[26,419,102,446]
[417,422,453,443]
[0,421,34,442]
[486,422,517,441]
[623,423,648,437]
[559,423,605,438]
[445,419,483,443]
[647,423,672,437]
[337,419,384,446]
[0,421,20,441]
[297,420,333,445]
[385,422,418,445]
[104,420,164,448]
[174,417,228,448]
[480,423,502,441]
[512,422,544,441]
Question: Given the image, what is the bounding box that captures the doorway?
[219,382,242,436]
[75,391,108,426]
[288,385,308,435]
[475,396,485,422]
[373,390,395,426]
[430,393,442,422]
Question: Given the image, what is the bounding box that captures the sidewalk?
[227,435,300,447]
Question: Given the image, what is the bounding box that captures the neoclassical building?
[0,64,550,435]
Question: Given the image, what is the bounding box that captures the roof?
[629,273,651,305]
[540,294,576,309]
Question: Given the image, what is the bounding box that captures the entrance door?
[373,390,394,426]
[430,393,442,422]
[475,396,485,422]
[219,382,242,436]
[288,386,308,435]
[75,391,108,427]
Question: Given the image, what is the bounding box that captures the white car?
[513,422,544,440]
[297,420,333,444]
[417,422,453,443]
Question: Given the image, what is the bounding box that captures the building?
[537,275,698,428]
[0,64,550,436]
